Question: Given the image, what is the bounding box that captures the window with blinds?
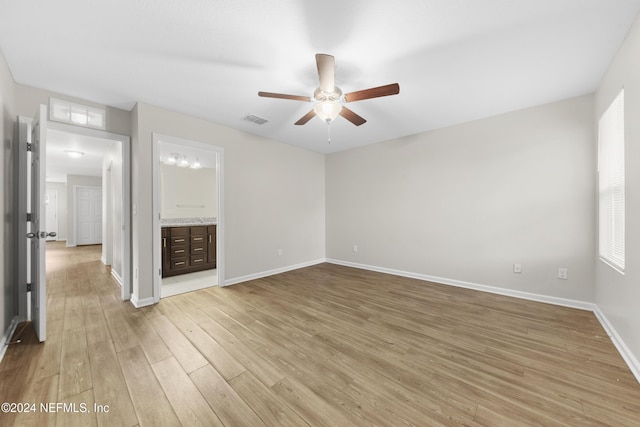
[598,89,625,272]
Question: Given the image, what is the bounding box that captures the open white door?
[18,105,50,342]
[30,105,50,341]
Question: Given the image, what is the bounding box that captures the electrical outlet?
[352,245,358,253]
[513,263,522,274]
[558,268,568,280]
[277,248,283,256]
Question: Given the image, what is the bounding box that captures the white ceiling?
[46,129,113,183]
[2,1,639,154]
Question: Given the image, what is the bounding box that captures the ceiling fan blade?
[344,83,400,103]
[295,109,316,125]
[258,91,311,102]
[316,54,335,94]
[340,106,367,126]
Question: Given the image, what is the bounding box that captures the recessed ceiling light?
[65,150,85,158]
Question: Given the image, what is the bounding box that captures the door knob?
[46,232,57,238]
[26,232,38,239]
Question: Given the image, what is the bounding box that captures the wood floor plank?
[82,294,110,346]
[47,293,66,321]
[58,326,92,400]
[160,302,246,380]
[87,340,138,427]
[190,364,266,426]
[13,374,59,427]
[2,243,640,427]
[228,372,309,427]
[271,376,362,426]
[55,389,96,427]
[151,357,223,427]
[118,346,181,427]
[32,327,63,380]
[199,319,284,387]
[103,306,139,353]
[124,310,173,365]
[147,315,208,374]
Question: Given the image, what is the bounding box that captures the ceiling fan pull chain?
[327,122,331,143]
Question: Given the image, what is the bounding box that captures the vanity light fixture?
[65,150,85,158]
[164,152,202,169]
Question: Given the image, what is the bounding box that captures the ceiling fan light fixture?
[314,100,342,123]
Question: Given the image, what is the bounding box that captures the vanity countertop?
[161,217,217,227]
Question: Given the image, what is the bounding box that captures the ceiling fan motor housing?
[313,86,342,102]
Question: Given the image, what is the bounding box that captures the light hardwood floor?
[1,242,640,426]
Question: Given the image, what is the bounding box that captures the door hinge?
[26,143,32,152]
[26,213,32,222]
[26,283,32,292]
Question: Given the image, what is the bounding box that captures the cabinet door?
[207,225,216,266]
[161,228,170,277]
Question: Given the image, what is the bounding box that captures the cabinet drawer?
[169,227,189,237]
[191,234,206,244]
[190,255,206,266]
[170,258,188,270]
[171,236,188,245]
[170,246,188,257]
[191,243,206,255]
[191,226,207,236]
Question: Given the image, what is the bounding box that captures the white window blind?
[598,89,625,272]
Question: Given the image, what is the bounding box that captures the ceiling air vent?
[243,114,268,125]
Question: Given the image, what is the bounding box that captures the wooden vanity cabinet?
[207,225,216,266]
[161,225,217,278]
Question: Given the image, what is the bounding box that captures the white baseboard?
[111,270,123,288]
[130,294,155,308]
[326,258,639,384]
[223,258,327,287]
[0,316,20,364]
[593,307,640,383]
[327,259,596,311]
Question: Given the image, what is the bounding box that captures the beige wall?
[595,13,640,371]
[0,49,17,339]
[101,141,124,280]
[132,102,326,300]
[327,95,596,302]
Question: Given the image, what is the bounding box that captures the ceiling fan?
[258,54,400,127]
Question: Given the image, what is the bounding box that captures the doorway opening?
[152,133,224,301]
[45,121,131,300]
